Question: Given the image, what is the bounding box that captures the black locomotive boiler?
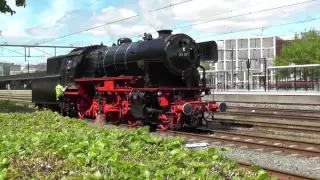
[1,30,227,131]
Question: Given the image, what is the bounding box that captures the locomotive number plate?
[178,52,189,57]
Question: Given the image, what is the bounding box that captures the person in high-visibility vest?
[55,81,65,101]
[55,81,67,114]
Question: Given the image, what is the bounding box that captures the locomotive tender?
[1,30,227,131]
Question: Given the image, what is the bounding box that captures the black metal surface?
[129,92,146,119]
[31,74,60,104]
[81,34,172,77]
[0,30,219,108]
[70,30,214,87]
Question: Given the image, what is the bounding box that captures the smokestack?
[157,30,172,38]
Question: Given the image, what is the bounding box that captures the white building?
[206,35,294,89]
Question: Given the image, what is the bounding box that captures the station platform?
[1,90,320,106]
[204,90,320,105]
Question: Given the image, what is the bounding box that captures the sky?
[0,0,320,67]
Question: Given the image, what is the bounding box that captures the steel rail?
[227,106,320,115]
[221,111,320,122]
[116,124,319,180]
[156,130,320,158]
[210,117,320,134]
[238,162,317,180]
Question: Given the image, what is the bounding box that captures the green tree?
[200,62,211,70]
[273,28,320,82]
[0,0,26,15]
[274,28,320,66]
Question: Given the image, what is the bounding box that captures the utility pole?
[231,47,234,89]
[264,58,267,91]
[24,47,29,73]
[246,59,251,91]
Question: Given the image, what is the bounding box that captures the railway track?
[157,129,320,180]
[1,96,319,179]
[227,106,320,115]
[156,129,320,158]
[210,117,320,134]
[223,107,320,122]
[116,124,319,180]
[238,162,317,180]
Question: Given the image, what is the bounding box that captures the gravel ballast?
[187,141,320,179]
[219,146,320,179]
[158,133,320,179]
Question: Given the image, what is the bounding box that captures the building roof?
[278,34,295,40]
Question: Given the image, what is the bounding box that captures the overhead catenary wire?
[0,0,103,56]
[36,0,196,45]
[177,0,267,25]
[15,17,320,61]
[3,0,317,59]
[176,0,316,29]
[27,0,103,32]
[37,17,320,59]
[105,0,269,43]
[105,0,317,44]
[1,0,195,57]
[193,16,320,40]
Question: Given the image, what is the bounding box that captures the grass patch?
[0,101,274,179]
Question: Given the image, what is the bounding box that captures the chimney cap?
[157,30,173,37]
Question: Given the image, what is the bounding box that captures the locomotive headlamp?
[157,91,162,96]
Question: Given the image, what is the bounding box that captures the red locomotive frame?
[62,76,223,131]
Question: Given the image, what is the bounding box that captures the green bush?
[0,101,273,179]
[0,100,34,113]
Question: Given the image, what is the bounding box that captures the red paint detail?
[103,81,115,91]
[121,100,129,115]
[64,76,226,129]
[75,76,135,82]
[98,87,132,92]
[158,114,169,131]
[64,92,79,96]
[85,98,99,118]
[159,96,169,107]
[208,103,219,111]
[128,120,138,127]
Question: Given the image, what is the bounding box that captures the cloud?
[38,0,75,27]
[80,0,317,39]
[24,0,76,38]
[82,6,155,38]
[6,0,318,46]
[0,0,30,42]
[169,0,318,33]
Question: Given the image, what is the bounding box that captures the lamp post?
[246,59,251,91]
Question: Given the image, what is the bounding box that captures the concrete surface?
[1,90,320,105]
[204,90,320,105]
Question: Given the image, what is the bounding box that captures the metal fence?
[201,64,320,92]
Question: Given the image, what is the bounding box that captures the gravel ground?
[157,133,320,179]
[222,102,320,111]
[182,140,320,179]
[219,146,320,179]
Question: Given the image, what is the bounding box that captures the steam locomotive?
[1,30,227,131]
